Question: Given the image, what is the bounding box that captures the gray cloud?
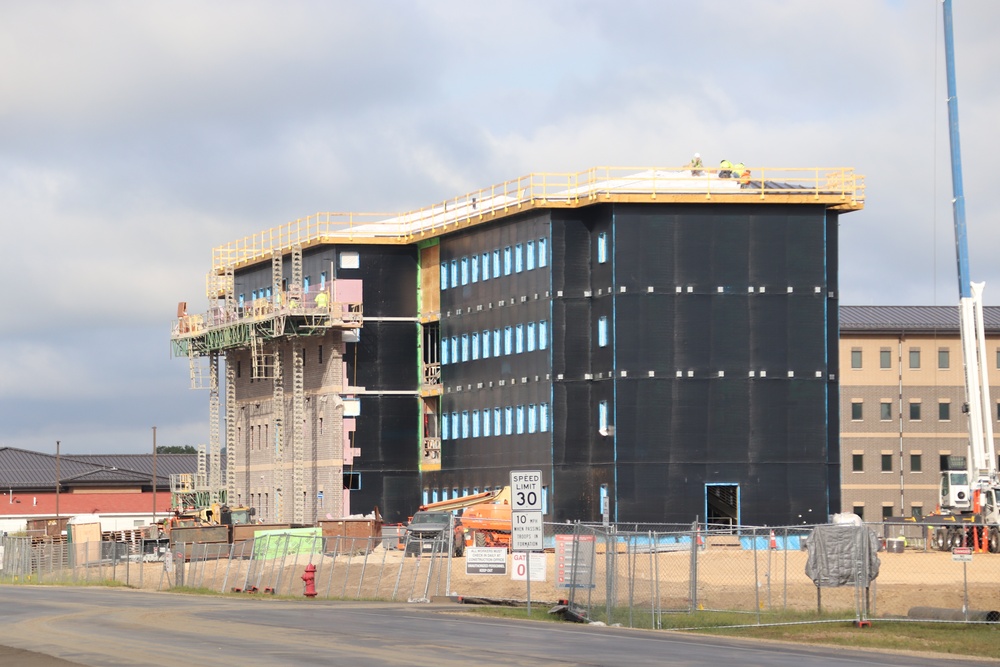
[1,0,998,453]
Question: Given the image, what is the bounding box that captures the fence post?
[753,526,761,624]
[688,518,699,612]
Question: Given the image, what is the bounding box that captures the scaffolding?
[225,359,237,504]
[292,338,305,524]
[170,444,227,509]
[273,346,284,524]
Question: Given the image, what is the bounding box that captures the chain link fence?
[3,521,998,628]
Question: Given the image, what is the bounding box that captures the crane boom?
[942,0,997,502]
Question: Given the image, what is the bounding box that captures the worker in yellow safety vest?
[314,290,330,309]
[719,159,733,178]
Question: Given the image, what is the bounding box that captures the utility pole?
[55,440,61,524]
[152,427,158,524]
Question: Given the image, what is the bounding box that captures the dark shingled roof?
[839,306,1000,333]
[0,447,197,490]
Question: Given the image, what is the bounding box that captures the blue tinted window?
[515,244,523,273]
[516,405,525,434]
[442,414,450,440]
[440,262,448,290]
[597,232,608,263]
[451,412,459,439]
[538,238,548,267]
[526,241,535,270]
[481,252,490,281]
[441,339,449,365]
[598,316,608,347]
[492,250,500,278]
[493,328,502,357]
[450,260,458,287]
[528,404,537,433]
[451,336,458,362]
[461,334,469,362]
[494,407,502,436]
[461,411,469,439]
[482,409,491,437]
[461,257,469,285]
[527,322,536,352]
[471,332,479,360]
[540,403,549,432]
[472,410,480,438]
[515,324,524,354]
[504,326,512,356]
[471,255,479,283]
[504,406,513,435]
[503,247,512,276]
[482,330,490,359]
[539,320,548,350]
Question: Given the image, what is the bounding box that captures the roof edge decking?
[208,165,864,289]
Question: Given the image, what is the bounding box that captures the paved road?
[0,586,994,667]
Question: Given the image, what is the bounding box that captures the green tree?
[156,445,198,454]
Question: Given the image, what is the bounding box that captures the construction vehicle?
[890,0,1000,553]
[401,487,513,554]
[402,510,465,557]
[457,487,512,550]
[161,503,256,536]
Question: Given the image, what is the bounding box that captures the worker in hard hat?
[687,153,704,176]
[738,164,752,187]
[314,289,330,310]
[719,159,733,178]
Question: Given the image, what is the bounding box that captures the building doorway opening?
[705,483,740,531]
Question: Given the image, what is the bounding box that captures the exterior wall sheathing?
[224,203,842,527]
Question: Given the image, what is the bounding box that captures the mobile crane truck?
[890,0,1000,553]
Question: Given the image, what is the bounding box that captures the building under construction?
[171,166,864,526]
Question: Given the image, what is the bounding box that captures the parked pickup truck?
[403,511,464,557]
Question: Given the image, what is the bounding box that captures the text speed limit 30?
[510,470,542,511]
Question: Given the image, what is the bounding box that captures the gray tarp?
[805,524,881,587]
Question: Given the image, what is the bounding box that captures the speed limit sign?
[510,470,543,551]
[510,470,542,511]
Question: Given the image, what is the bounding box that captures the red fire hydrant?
[301,563,317,598]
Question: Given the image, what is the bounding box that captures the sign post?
[952,546,972,620]
[511,470,542,617]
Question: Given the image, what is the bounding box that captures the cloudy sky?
[2,1,998,456]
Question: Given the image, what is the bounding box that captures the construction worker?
[738,165,752,187]
[687,153,703,176]
[314,289,330,310]
[718,159,733,178]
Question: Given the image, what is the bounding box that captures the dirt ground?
[66,543,1000,619]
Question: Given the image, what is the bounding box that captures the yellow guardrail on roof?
[208,165,864,283]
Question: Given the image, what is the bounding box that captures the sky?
[2,0,999,456]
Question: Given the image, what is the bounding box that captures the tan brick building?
[839,306,1000,521]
